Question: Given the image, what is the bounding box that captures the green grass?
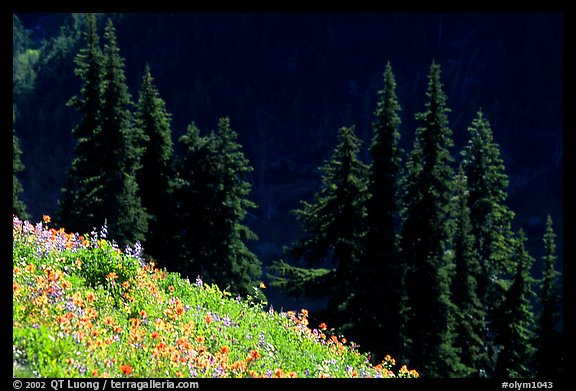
[12,216,418,378]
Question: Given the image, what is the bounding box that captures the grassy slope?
[12,216,418,378]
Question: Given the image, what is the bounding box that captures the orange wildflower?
[205,314,213,324]
[86,291,96,302]
[196,335,205,343]
[104,316,115,326]
[120,364,133,375]
[274,368,285,378]
[150,331,160,339]
[91,369,99,377]
[259,282,266,289]
[246,349,260,363]
[106,272,118,281]
[43,215,51,223]
[168,285,175,292]
[220,345,230,355]
[300,309,308,317]
[319,322,327,330]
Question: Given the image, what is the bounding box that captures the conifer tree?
[345,62,406,360]
[175,119,262,297]
[460,109,516,373]
[451,167,489,377]
[97,18,148,245]
[535,214,562,377]
[135,63,176,262]
[400,62,463,376]
[270,126,368,324]
[494,230,537,378]
[13,125,29,220]
[60,13,104,234]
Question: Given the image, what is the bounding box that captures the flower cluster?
[13,216,418,378]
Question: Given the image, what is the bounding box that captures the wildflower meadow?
[13,216,419,378]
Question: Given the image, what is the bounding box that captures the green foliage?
[13,15,39,96]
[274,125,368,327]
[494,230,537,378]
[13,217,419,378]
[288,125,368,270]
[59,13,106,235]
[60,15,147,247]
[174,119,262,298]
[135,63,176,263]
[400,62,464,377]
[268,260,334,297]
[460,109,516,374]
[98,18,148,245]
[451,168,489,376]
[344,62,407,361]
[13,126,30,220]
[535,215,562,377]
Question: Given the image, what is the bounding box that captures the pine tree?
[270,126,368,325]
[346,62,406,360]
[535,214,562,377]
[494,230,537,378]
[13,126,29,220]
[60,13,104,234]
[460,109,516,373]
[175,119,262,297]
[451,167,489,377]
[135,63,176,263]
[97,18,148,245]
[400,62,464,376]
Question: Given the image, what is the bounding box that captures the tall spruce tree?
[400,62,464,376]
[175,119,261,297]
[460,109,516,373]
[535,214,562,377]
[135,63,176,263]
[97,18,148,245]
[451,167,489,377]
[13,125,29,220]
[494,230,537,378]
[60,13,104,234]
[345,62,406,360]
[270,126,368,326]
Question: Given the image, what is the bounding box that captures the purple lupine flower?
[212,366,225,378]
[22,221,34,235]
[222,315,233,327]
[259,332,265,347]
[304,369,311,377]
[90,228,99,247]
[99,220,108,239]
[195,276,203,287]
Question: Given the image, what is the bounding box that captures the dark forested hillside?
[12,13,563,311]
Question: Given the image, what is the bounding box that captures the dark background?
[12,13,563,311]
